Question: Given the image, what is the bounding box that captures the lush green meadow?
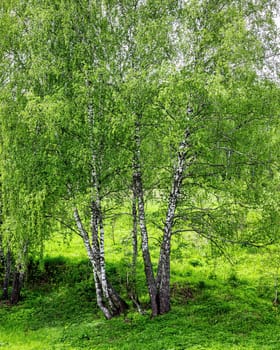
[1,226,280,350]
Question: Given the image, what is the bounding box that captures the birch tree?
[153,0,280,313]
[115,0,280,315]
[0,0,128,315]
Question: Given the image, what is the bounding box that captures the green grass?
[1,225,280,349]
[0,277,279,349]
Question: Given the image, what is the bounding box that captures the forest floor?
[0,233,280,349]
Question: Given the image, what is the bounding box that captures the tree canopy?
[0,0,279,316]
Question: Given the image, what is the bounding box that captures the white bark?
[97,202,112,307]
[131,178,138,292]
[74,207,112,319]
[156,128,193,313]
[87,85,112,307]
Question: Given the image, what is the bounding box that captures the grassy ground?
[1,230,280,349]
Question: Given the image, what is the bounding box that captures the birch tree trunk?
[74,206,128,318]
[133,113,193,315]
[131,177,138,293]
[95,200,128,315]
[73,207,113,319]
[71,83,128,318]
[156,128,192,314]
[127,175,141,311]
[9,240,28,305]
[133,117,158,316]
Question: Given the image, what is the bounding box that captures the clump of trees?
[0,0,279,318]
